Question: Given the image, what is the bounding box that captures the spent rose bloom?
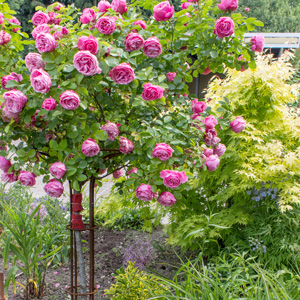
[73,51,102,76]
[158,191,177,206]
[96,17,116,35]
[160,170,188,189]
[133,20,147,29]
[98,0,111,12]
[204,115,218,129]
[204,128,221,146]
[32,24,50,40]
[41,97,57,111]
[81,138,100,157]
[214,17,235,38]
[217,0,238,12]
[153,1,174,21]
[0,13,4,25]
[136,184,153,201]
[31,11,50,26]
[203,66,211,75]
[113,169,123,178]
[80,8,96,24]
[230,116,246,133]
[127,167,138,178]
[213,143,226,157]
[44,179,64,197]
[142,83,164,101]
[251,34,264,52]
[3,90,27,113]
[2,171,18,183]
[181,2,192,9]
[78,35,98,55]
[152,143,174,161]
[119,136,134,154]
[25,53,46,72]
[100,121,121,141]
[2,107,19,123]
[60,90,80,110]
[35,33,57,53]
[191,99,207,114]
[203,148,214,157]
[0,156,11,172]
[10,17,21,32]
[143,37,162,58]
[0,31,11,45]
[1,72,23,90]
[19,171,36,187]
[205,154,220,172]
[167,72,176,81]
[124,33,144,52]
[111,0,127,14]
[49,162,67,179]
[48,12,61,25]
[30,69,52,94]
[109,63,135,85]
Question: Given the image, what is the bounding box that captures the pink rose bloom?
[41,97,57,111]
[53,26,69,40]
[73,51,101,76]
[204,115,218,129]
[80,8,96,24]
[191,113,200,120]
[0,13,4,25]
[204,128,221,146]
[217,0,238,12]
[125,33,144,52]
[119,136,134,154]
[0,31,11,45]
[3,90,27,113]
[133,20,147,30]
[167,72,176,81]
[99,168,107,175]
[32,24,50,40]
[203,66,211,75]
[152,143,174,161]
[25,53,46,72]
[238,55,248,72]
[245,7,250,11]
[30,69,52,94]
[205,154,220,172]
[32,11,50,26]
[213,143,226,157]
[96,17,116,35]
[100,120,121,141]
[111,0,127,14]
[113,169,123,178]
[191,99,207,114]
[204,148,213,157]
[44,179,64,197]
[214,17,235,38]
[98,0,111,12]
[1,72,23,90]
[160,170,188,189]
[49,162,67,179]
[35,33,57,53]
[60,91,80,110]
[2,107,19,122]
[81,138,100,157]
[230,116,246,133]
[54,3,64,10]
[10,17,21,32]
[127,167,138,178]
[78,35,98,54]
[153,1,174,22]
[251,34,264,52]
[142,83,164,101]
[181,2,192,9]
[2,171,18,183]
[48,12,61,25]
[136,184,153,201]
[0,156,11,172]
[158,191,177,206]
[143,37,162,58]
[109,63,135,85]
[19,171,36,187]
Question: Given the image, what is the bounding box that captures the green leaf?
[28,149,36,158]
[16,149,26,157]
[164,115,172,123]
[105,57,119,67]
[68,131,78,139]
[77,174,87,181]
[210,51,218,58]
[95,130,108,141]
[64,64,75,73]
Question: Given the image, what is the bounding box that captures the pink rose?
[96,17,116,35]
[124,33,144,52]
[0,31,11,45]
[48,12,61,25]
[191,113,200,120]
[30,69,52,94]
[205,154,220,172]
[2,107,19,122]
[251,34,264,52]
[213,143,226,157]
[35,33,57,53]
[0,13,4,25]
[32,11,50,26]
[203,66,211,75]
[167,72,176,81]
[99,168,107,175]
[133,20,147,30]
[203,148,213,157]
[230,116,246,133]
[42,97,57,111]
[32,24,50,40]
[54,3,64,10]
[245,7,250,11]
[181,2,192,9]
[143,37,162,58]
[100,121,121,141]
[53,26,69,40]
[44,179,64,197]
[49,162,67,179]
[119,136,134,154]
[98,0,111,12]
[78,35,98,54]
[73,51,102,76]
[158,191,177,206]
[214,17,235,38]
[160,170,188,189]
[80,8,96,24]
[238,55,248,72]
[204,128,221,146]
[81,138,100,157]
[1,72,23,90]
[142,83,164,101]
[136,184,153,201]
[109,63,135,85]
[191,99,207,114]
[204,115,218,129]
[152,143,174,161]
[127,167,138,178]
[3,90,27,113]
[113,169,123,178]
[2,171,18,183]
[10,17,21,32]
[0,156,11,172]
[19,171,36,186]
[217,0,238,12]
[60,90,80,110]
[111,0,127,14]
[25,53,46,72]
[153,1,174,22]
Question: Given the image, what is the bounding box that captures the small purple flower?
[54,283,60,288]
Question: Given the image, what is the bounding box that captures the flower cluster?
[249,237,267,253]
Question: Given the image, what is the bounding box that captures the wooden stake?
[0,272,5,300]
